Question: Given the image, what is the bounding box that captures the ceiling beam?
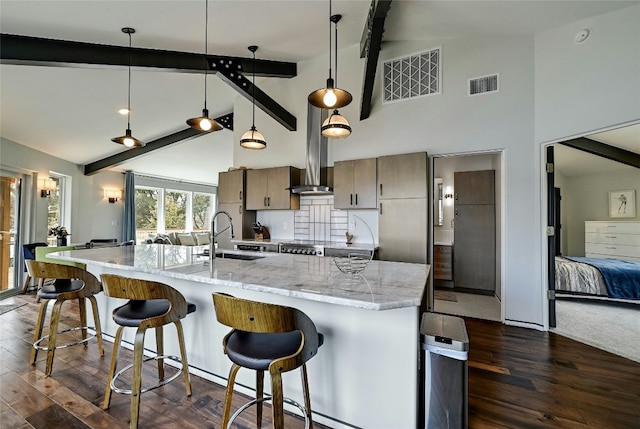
[560,137,640,169]
[359,0,393,121]
[213,58,296,131]
[84,112,232,175]
[1,33,296,130]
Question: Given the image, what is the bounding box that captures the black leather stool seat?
[38,279,83,300]
[227,331,324,371]
[113,299,197,327]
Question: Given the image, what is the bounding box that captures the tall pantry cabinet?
[453,170,495,292]
[377,152,428,264]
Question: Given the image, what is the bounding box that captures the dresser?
[584,221,640,262]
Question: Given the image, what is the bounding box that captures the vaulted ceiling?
[1,1,638,183]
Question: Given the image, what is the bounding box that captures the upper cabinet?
[246,166,301,210]
[333,158,377,209]
[218,169,245,204]
[454,170,495,205]
[377,152,428,199]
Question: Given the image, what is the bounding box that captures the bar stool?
[100,274,196,429]
[212,293,324,429]
[25,260,104,376]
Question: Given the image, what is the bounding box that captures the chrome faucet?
[209,210,235,273]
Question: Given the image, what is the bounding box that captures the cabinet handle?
[350,194,353,206]
[379,183,383,196]
[355,194,358,206]
[264,197,267,207]
[239,206,242,214]
[605,235,617,238]
[380,202,383,215]
[267,197,271,206]
[239,191,242,200]
[455,193,458,201]
[605,246,617,249]
[455,208,458,217]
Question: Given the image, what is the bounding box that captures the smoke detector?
[574,29,590,44]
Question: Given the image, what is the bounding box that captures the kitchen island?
[54,244,429,429]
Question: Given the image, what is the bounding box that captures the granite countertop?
[54,244,428,311]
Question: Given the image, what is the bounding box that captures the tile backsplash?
[294,196,348,242]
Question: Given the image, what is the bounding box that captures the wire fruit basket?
[333,215,375,275]
[333,252,372,274]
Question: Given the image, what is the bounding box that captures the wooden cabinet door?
[454,170,495,205]
[333,160,354,209]
[378,198,427,263]
[266,167,294,209]
[218,169,244,203]
[377,152,428,199]
[453,204,495,290]
[245,169,269,210]
[353,158,377,208]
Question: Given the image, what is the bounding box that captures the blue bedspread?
[565,257,640,299]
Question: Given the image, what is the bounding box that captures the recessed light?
[118,108,130,115]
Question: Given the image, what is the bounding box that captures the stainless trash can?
[421,312,469,429]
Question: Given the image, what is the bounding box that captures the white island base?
[56,245,428,429]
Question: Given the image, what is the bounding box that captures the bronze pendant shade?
[186,0,222,132]
[308,7,352,110]
[112,27,144,148]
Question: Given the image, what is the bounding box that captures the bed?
[555,256,640,300]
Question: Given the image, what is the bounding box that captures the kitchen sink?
[215,252,264,261]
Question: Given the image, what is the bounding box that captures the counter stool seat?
[25,260,104,376]
[113,300,196,327]
[213,293,323,429]
[101,274,195,429]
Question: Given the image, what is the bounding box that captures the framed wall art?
[608,189,636,218]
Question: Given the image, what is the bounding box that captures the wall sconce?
[444,186,454,206]
[38,178,57,198]
[104,189,122,203]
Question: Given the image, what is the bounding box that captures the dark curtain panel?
[122,171,136,242]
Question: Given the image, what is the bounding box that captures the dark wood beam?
[560,137,640,169]
[1,33,296,130]
[83,112,231,175]
[212,58,296,131]
[359,0,393,121]
[0,33,296,77]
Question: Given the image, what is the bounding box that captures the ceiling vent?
[382,47,441,104]
[468,74,499,96]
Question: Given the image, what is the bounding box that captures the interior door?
[546,146,557,328]
[0,175,20,293]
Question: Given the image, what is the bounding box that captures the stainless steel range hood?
[290,105,332,195]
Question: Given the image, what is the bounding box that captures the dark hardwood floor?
[2,294,639,428]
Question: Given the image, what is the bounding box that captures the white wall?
[561,168,640,256]
[1,137,124,244]
[535,5,640,143]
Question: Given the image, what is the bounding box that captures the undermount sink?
[215,252,264,261]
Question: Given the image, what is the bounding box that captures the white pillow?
[177,233,196,246]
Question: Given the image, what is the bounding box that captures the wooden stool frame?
[100,274,193,429]
[25,260,104,376]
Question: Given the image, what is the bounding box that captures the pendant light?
[186,0,222,132]
[321,14,352,138]
[308,1,352,110]
[240,45,267,150]
[112,27,144,148]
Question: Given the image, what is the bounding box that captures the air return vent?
[468,74,499,96]
[383,47,441,104]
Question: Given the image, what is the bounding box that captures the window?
[46,174,70,246]
[135,185,215,242]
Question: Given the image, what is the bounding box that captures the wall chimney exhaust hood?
[290,105,333,195]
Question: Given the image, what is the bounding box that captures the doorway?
[431,152,503,321]
[0,174,21,295]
